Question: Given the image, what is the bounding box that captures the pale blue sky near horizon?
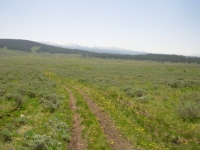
[0,0,199,55]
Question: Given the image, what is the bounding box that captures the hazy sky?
[0,0,199,55]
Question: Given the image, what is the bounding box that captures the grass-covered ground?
[0,48,200,149]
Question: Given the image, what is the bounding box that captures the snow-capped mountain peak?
[39,41,148,55]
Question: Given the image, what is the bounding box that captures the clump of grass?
[5,93,24,108]
[136,96,149,103]
[14,116,30,127]
[0,129,12,143]
[0,88,6,96]
[177,93,200,121]
[177,101,200,121]
[110,89,118,98]
[37,90,51,97]
[19,88,26,95]
[120,85,132,92]
[168,80,179,88]
[40,94,60,112]
[15,94,24,108]
[23,134,62,150]
[47,117,70,141]
[126,88,146,98]
[167,80,198,89]
[26,90,37,98]
[134,88,147,97]
[5,93,17,101]
[120,85,147,98]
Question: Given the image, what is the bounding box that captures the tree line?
[0,39,200,64]
[83,53,200,64]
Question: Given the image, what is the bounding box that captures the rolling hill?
[0,39,200,64]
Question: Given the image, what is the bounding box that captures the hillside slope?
[0,39,200,64]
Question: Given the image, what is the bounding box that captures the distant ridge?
[41,41,148,55]
[0,39,200,64]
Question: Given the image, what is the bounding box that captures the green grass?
[0,48,200,149]
[31,46,41,53]
[0,61,72,149]
[70,86,111,150]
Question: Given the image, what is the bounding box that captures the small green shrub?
[0,129,12,142]
[78,78,89,83]
[167,80,197,89]
[0,89,6,96]
[50,81,57,88]
[61,132,70,141]
[169,81,179,88]
[134,89,146,97]
[23,134,62,150]
[110,90,118,98]
[5,93,24,108]
[40,94,60,112]
[136,96,149,103]
[5,93,17,100]
[19,88,26,95]
[125,88,146,98]
[48,118,70,141]
[24,130,34,139]
[14,116,30,126]
[125,89,136,97]
[177,101,200,121]
[26,90,37,98]
[120,85,132,92]
[37,90,50,97]
[15,94,24,108]
[177,93,200,121]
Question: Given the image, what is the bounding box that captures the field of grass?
[0,48,200,149]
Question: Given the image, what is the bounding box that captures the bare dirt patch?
[65,87,87,150]
[76,88,135,150]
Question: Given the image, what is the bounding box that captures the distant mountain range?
[0,39,200,63]
[40,42,148,55]
[191,54,200,58]
[40,42,200,57]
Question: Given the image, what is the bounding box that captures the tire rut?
[76,87,136,150]
[65,87,87,150]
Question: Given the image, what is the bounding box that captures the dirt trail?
[65,87,87,150]
[76,88,135,150]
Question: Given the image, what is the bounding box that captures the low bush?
[110,90,118,98]
[15,94,24,108]
[167,80,197,89]
[125,88,146,98]
[19,88,26,95]
[14,116,30,126]
[168,81,179,88]
[136,96,149,103]
[177,93,200,121]
[5,93,17,101]
[48,118,70,141]
[0,129,12,142]
[37,90,50,97]
[120,85,132,92]
[177,101,200,121]
[23,134,62,150]
[26,90,37,98]
[40,94,60,112]
[0,89,6,96]
[5,93,24,108]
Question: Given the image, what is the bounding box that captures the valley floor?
[0,50,200,149]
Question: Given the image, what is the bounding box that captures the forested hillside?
[0,39,42,52]
[0,39,199,64]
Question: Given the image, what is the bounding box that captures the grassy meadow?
[0,48,200,149]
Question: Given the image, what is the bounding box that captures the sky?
[0,0,199,55]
